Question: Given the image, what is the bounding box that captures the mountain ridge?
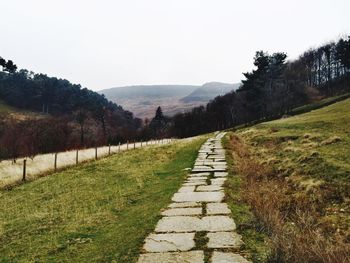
[99,82,240,119]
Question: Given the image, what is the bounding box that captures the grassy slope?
[253,98,350,183]
[223,136,270,262]
[290,92,350,116]
[0,137,206,262]
[225,98,350,262]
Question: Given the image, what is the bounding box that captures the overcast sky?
[1,0,349,91]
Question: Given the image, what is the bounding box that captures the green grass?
[290,93,350,116]
[232,98,350,253]
[0,137,206,263]
[223,135,270,262]
[252,98,350,182]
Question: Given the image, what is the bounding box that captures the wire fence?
[0,138,174,187]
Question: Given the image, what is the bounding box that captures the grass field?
[225,98,350,262]
[290,92,350,116]
[0,140,172,188]
[0,136,206,262]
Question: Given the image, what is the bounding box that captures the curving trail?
[137,132,250,263]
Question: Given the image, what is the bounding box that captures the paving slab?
[155,216,235,233]
[192,168,226,172]
[211,178,227,186]
[213,167,227,170]
[186,176,208,181]
[138,250,204,263]
[161,207,203,216]
[193,166,211,170]
[207,232,243,248]
[177,186,195,193]
[196,185,223,192]
[206,203,231,215]
[155,216,202,232]
[189,172,210,177]
[183,181,207,186]
[143,233,195,252]
[214,172,228,177]
[201,216,236,232]
[169,202,201,208]
[211,251,250,263]
[172,192,224,203]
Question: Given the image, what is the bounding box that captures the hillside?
[224,98,350,261]
[0,69,142,160]
[1,99,349,262]
[180,82,240,103]
[99,82,240,119]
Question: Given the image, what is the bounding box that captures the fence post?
[118,142,121,152]
[134,140,136,149]
[141,140,143,147]
[54,153,58,171]
[127,140,129,150]
[95,147,98,160]
[108,144,111,155]
[22,159,27,181]
[76,149,79,164]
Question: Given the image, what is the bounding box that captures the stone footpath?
[137,133,251,263]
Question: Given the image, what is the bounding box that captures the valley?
[100,82,240,119]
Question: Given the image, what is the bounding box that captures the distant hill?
[99,82,240,119]
[101,85,197,100]
[180,82,241,103]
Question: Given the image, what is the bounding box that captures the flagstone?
[206,203,231,215]
[183,181,207,186]
[211,251,250,263]
[214,172,228,177]
[138,250,204,263]
[155,216,202,232]
[196,185,223,192]
[207,232,243,248]
[168,202,201,208]
[172,192,224,203]
[201,216,236,232]
[210,178,227,186]
[177,186,195,193]
[143,233,195,252]
[161,207,202,216]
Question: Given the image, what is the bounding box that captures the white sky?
[1,0,349,91]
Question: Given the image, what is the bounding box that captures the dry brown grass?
[229,134,350,263]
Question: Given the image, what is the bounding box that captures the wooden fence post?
[54,153,58,171]
[141,140,143,147]
[134,140,136,149]
[127,140,129,150]
[76,149,79,164]
[95,147,98,160]
[22,159,27,181]
[108,144,111,155]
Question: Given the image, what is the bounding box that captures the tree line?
[1,36,349,160]
[167,36,350,138]
[0,60,143,161]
